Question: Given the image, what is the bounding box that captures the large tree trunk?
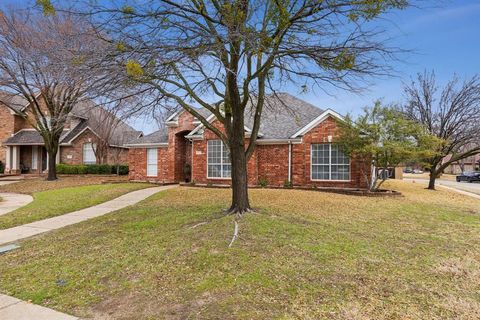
[226,87,251,214]
[47,148,57,181]
[427,170,436,190]
[229,138,250,214]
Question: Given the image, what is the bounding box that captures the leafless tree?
[110,133,131,175]
[89,107,122,164]
[402,71,480,189]
[56,0,411,212]
[0,8,120,180]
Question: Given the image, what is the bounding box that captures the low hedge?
[56,164,129,175]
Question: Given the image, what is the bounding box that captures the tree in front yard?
[338,101,441,191]
[0,9,117,180]
[42,0,414,212]
[401,71,480,190]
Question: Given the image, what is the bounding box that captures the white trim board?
[291,109,345,138]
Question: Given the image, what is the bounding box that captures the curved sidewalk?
[0,193,33,217]
[0,185,176,246]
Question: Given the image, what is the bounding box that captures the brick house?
[0,91,142,174]
[128,93,369,189]
[443,153,480,174]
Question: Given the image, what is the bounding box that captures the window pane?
[222,146,231,165]
[208,164,222,178]
[312,165,329,180]
[222,164,231,178]
[312,144,329,165]
[331,165,350,180]
[208,140,222,165]
[331,145,349,164]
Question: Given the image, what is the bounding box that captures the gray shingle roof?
[195,107,212,119]
[4,129,70,145]
[1,93,142,147]
[245,93,324,139]
[190,93,324,139]
[60,121,88,144]
[3,130,44,145]
[130,93,326,145]
[70,102,142,146]
[130,128,168,145]
[0,90,30,112]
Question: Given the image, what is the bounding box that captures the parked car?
[403,168,413,173]
[412,169,424,174]
[456,171,480,183]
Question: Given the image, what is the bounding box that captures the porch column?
[5,146,11,173]
[56,147,61,164]
[11,146,20,173]
[45,151,49,172]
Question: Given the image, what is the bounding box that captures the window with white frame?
[147,148,158,177]
[207,140,231,178]
[311,144,350,181]
[82,143,97,165]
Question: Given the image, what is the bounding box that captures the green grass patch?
[0,183,152,229]
[0,181,479,319]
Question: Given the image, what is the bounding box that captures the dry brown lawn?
[0,180,479,319]
[0,175,129,194]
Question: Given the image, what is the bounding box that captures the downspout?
[191,138,194,182]
[288,141,292,183]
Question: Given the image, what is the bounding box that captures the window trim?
[310,143,351,182]
[146,148,158,177]
[82,142,97,165]
[206,140,231,180]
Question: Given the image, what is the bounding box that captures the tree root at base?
[228,220,239,248]
[224,207,254,216]
[189,221,209,229]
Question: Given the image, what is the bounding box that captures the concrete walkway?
[0,184,176,319]
[0,180,21,186]
[0,294,78,320]
[0,193,33,216]
[0,185,176,246]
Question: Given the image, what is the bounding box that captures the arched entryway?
[174,130,192,183]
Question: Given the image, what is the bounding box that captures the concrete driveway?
[405,177,480,197]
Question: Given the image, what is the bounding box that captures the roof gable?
[187,93,326,140]
[290,109,345,138]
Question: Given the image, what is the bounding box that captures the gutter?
[125,143,169,148]
[256,138,302,145]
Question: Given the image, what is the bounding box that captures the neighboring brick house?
[443,153,480,174]
[0,91,142,174]
[128,93,369,189]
